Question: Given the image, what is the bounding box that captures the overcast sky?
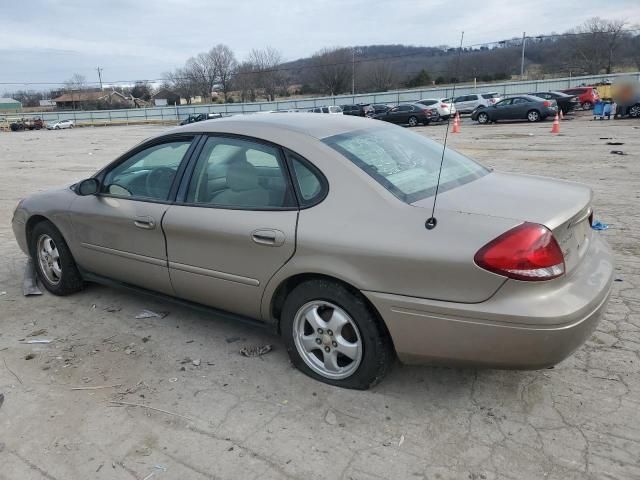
[1,0,639,89]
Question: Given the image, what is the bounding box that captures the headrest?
[226,159,259,192]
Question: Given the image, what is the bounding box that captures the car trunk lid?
[412,171,593,275]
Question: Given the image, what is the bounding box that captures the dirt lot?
[1,114,639,480]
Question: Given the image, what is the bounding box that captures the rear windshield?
[322,126,488,203]
[482,93,499,99]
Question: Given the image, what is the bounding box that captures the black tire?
[582,101,592,110]
[280,279,394,390]
[29,220,84,295]
[477,112,489,124]
[407,116,418,127]
[629,103,640,118]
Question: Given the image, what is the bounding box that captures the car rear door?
[161,135,298,319]
[510,97,531,119]
[68,135,197,295]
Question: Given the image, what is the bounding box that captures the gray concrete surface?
[0,115,639,480]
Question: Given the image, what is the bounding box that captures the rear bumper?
[363,234,613,369]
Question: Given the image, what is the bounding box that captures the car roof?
[171,112,380,140]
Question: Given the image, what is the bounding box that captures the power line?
[1,27,639,87]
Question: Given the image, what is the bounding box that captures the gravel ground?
[0,114,639,480]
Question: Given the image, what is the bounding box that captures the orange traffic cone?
[551,113,560,134]
[452,112,461,133]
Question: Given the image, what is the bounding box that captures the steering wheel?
[145,167,175,199]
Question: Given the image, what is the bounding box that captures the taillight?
[543,100,551,107]
[441,104,448,108]
[474,223,565,281]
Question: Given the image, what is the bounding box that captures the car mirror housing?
[76,178,100,196]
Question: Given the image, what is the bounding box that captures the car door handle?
[134,216,156,230]
[251,229,285,247]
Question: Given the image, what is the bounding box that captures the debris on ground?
[23,339,52,344]
[615,278,623,282]
[24,353,35,360]
[610,150,627,155]
[0,393,4,410]
[606,141,624,145]
[398,435,405,447]
[124,344,136,355]
[225,336,243,343]
[324,409,338,425]
[23,259,42,296]
[592,220,609,231]
[27,328,47,337]
[180,357,192,364]
[0,291,6,296]
[240,344,273,357]
[192,359,201,367]
[135,310,168,319]
[104,305,122,313]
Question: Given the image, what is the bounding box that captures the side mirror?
[76,178,100,196]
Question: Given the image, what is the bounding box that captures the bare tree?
[64,73,87,110]
[308,47,352,96]
[209,44,237,101]
[162,68,199,104]
[361,60,396,92]
[248,47,283,101]
[184,52,217,101]
[570,18,627,74]
[233,61,258,102]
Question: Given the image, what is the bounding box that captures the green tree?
[405,69,431,88]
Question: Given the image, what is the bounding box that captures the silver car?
[12,114,613,389]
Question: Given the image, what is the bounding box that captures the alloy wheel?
[408,116,418,127]
[528,111,540,122]
[478,112,488,124]
[37,234,62,285]
[292,301,363,380]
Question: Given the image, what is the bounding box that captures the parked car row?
[179,113,223,125]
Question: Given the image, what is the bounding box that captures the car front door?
[492,98,513,119]
[68,135,196,295]
[162,135,298,319]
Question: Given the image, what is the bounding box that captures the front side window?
[323,126,487,203]
[496,99,512,107]
[102,139,192,201]
[186,136,294,209]
[512,98,529,104]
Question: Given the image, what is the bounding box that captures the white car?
[415,98,456,120]
[47,119,75,130]
[447,93,502,114]
[309,106,343,114]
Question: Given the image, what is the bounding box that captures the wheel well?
[270,273,395,351]
[25,215,51,248]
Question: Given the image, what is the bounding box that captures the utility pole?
[352,47,356,95]
[96,67,104,90]
[520,32,526,79]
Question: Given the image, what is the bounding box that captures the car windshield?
[323,126,488,203]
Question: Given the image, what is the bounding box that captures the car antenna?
[425,31,465,231]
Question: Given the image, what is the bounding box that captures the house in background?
[52,90,132,110]
[0,97,22,113]
[152,88,181,106]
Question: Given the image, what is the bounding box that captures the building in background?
[152,89,181,106]
[0,98,22,113]
[52,90,132,110]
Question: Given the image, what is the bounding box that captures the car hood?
[413,171,591,230]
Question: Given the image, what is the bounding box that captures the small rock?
[25,353,35,360]
[324,410,338,426]
[192,359,201,367]
[27,328,47,337]
[141,336,150,343]
[0,393,4,409]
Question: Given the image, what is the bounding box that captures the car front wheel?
[30,221,84,295]
[527,110,541,122]
[477,112,489,124]
[281,279,393,389]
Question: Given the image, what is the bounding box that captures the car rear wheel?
[629,103,640,118]
[408,116,418,127]
[30,221,84,295]
[281,279,394,389]
[582,101,593,110]
[527,110,541,122]
[477,112,489,124]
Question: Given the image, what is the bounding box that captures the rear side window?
[186,136,295,209]
[482,93,499,99]
[420,100,437,106]
[286,150,327,207]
